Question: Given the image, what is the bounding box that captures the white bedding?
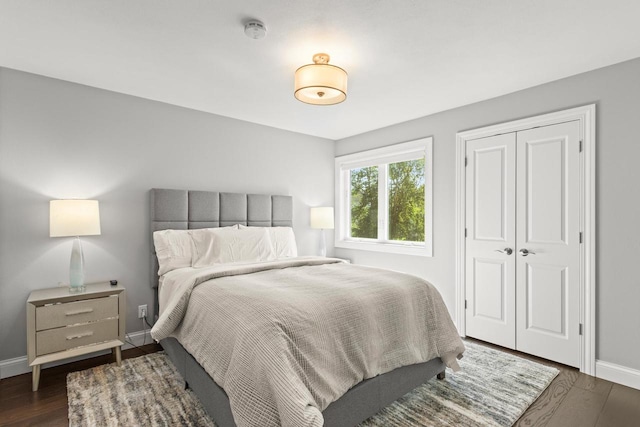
[151,257,465,427]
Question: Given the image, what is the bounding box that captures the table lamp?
[50,200,101,292]
[310,207,334,257]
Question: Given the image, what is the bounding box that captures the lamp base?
[69,237,86,293]
[69,286,86,293]
[319,229,327,257]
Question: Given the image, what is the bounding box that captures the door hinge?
[579,232,583,243]
[465,228,468,238]
[465,300,468,309]
[579,140,583,152]
[465,156,468,167]
[579,323,583,335]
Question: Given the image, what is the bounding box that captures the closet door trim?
[455,104,596,375]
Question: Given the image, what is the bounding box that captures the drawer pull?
[66,331,94,340]
[65,308,94,316]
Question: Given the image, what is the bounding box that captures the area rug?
[360,342,558,426]
[67,342,558,426]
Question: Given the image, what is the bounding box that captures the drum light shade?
[295,53,347,105]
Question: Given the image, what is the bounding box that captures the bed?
[149,188,465,427]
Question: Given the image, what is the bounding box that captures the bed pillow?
[153,225,240,275]
[268,227,298,258]
[153,229,195,276]
[239,225,298,258]
[191,226,276,267]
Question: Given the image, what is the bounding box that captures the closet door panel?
[465,133,516,349]
[515,120,581,368]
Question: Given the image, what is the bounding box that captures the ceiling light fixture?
[294,53,347,105]
[244,20,267,39]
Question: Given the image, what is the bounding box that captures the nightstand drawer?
[36,296,118,331]
[36,317,119,356]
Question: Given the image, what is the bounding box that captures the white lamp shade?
[50,200,101,237]
[295,64,347,105]
[310,207,335,229]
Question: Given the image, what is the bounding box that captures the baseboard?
[0,329,153,380]
[596,360,640,391]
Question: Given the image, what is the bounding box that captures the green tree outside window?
[350,166,378,239]
[350,159,425,242]
[388,159,425,242]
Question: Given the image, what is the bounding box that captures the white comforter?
[151,257,465,427]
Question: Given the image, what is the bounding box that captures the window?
[335,137,433,256]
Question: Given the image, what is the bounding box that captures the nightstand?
[26,282,125,391]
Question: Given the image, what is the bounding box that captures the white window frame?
[335,137,433,257]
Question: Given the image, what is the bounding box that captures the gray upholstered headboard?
[150,188,293,289]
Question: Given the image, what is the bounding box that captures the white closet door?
[465,133,516,349]
[515,121,581,367]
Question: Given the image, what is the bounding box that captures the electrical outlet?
[138,304,148,319]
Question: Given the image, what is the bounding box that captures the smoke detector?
[244,21,267,39]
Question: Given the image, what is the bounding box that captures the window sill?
[335,240,433,257]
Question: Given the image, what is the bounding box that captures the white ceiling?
[1,1,639,140]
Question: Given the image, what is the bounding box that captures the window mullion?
[378,164,388,242]
[344,168,351,239]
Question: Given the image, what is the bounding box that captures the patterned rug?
[67,342,558,426]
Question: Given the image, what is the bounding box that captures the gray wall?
[335,57,640,371]
[0,68,335,361]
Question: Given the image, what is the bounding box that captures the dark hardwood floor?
[0,344,162,427]
[1,340,638,426]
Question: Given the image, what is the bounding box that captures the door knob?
[519,248,536,256]
[495,248,513,255]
